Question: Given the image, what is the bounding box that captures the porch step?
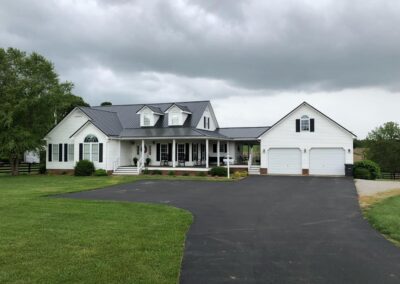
[113,166,140,175]
[248,165,261,175]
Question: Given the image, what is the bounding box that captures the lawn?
[363,193,400,247]
[0,175,194,284]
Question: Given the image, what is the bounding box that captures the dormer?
[165,104,192,126]
[136,105,164,127]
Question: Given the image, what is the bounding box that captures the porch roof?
[118,127,228,139]
[217,127,270,140]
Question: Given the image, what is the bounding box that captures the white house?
[44,101,356,176]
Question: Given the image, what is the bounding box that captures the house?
[44,101,356,176]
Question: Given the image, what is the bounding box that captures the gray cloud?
[1,0,400,137]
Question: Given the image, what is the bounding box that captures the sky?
[1,0,400,138]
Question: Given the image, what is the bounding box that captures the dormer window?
[300,115,310,131]
[165,103,192,126]
[136,105,164,127]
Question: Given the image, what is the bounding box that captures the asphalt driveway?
[61,176,400,283]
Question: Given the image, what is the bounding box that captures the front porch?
[112,138,260,174]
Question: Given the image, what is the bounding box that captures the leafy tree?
[366,122,400,177]
[0,48,87,175]
[100,101,112,106]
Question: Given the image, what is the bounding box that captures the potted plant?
[145,157,151,166]
[133,157,138,166]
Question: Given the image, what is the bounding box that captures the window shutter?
[59,144,63,162]
[204,117,206,128]
[310,119,315,132]
[185,143,189,161]
[99,143,103,162]
[48,144,52,162]
[207,117,210,129]
[168,143,172,161]
[156,143,160,161]
[64,144,68,162]
[296,119,300,132]
[79,143,83,161]
[212,144,217,153]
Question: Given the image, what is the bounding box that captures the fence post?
[28,163,31,174]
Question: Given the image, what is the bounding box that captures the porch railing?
[113,158,120,172]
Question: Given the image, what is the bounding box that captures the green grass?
[0,175,194,283]
[364,195,400,246]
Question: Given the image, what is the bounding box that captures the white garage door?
[309,148,345,176]
[268,148,302,175]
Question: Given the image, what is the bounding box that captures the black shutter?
[296,119,300,132]
[168,143,172,161]
[208,117,210,129]
[310,119,315,132]
[156,143,160,161]
[64,144,68,162]
[99,143,103,162]
[185,143,189,161]
[213,144,217,153]
[48,144,52,162]
[59,144,63,162]
[204,117,206,128]
[79,143,83,161]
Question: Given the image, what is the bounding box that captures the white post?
[227,141,230,179]
[217,140,220,167]
[141,139,145,168]
[172,139,176,168]
[206,139,209,169]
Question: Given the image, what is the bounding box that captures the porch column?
[172,139,176,168]
[141,139,145,167]
[206,139,209,168]
[217,140,220,166]
[227,141,230,178]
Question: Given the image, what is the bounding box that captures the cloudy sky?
[1,0,400,137]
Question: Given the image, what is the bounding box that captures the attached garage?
[309,148,345,176]
[268,148,302,175]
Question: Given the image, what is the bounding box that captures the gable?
[196,104,219,131]
[259,103,356,140]
[45,108,89,142]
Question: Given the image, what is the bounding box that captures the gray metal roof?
[217,127,270,139]
[76,101,268,140]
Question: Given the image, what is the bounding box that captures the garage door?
[309,148,345,176]
[268,148,302,175]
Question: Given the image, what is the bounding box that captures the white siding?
[260,104,354,172]
[196,106,217,131]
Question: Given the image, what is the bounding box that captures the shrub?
[38,164,47,175]
[210,166,227,177]
[151,170,162,175]
[168,170,175,176]
[354,167,371,180]
[146,158,151,166]
[133,157,138,166]
[94,169,108,176]
[182,172,190,176]
[143,168,150,175]
[196,171,207,177]
[353,160,381,180]
[74,160,95,176]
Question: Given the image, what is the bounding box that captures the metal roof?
[217,127,270,139]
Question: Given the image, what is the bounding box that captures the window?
[52,144,59,162]
[204,116,210,129]
[170,113,179,125]
[83,135,99,161]
[300,115,310,131]
[220,143,227,153]
[192,144,198,161]
[84,134,98,143]
[143,114,151,126]
[161,144,168,160]
[68,144,74,161]
[177,144,185,161]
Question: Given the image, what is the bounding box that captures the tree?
[100,101,112,106]
[0,48,88,175]
[366,122,400,177]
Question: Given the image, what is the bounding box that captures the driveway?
[62,176,400,283]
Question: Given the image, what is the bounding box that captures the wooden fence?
[0,163,40,175]
[381,172,400,180]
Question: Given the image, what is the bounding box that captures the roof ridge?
[84,107,117,114]
[218,126,270,129]
[91,100,210,108]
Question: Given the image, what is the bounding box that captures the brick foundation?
[47,169,74,175]
[260,168,268,175]
[302,169,309,176]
